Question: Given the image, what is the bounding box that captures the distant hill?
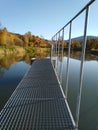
[65,36,98,52]
[70,36,98,42]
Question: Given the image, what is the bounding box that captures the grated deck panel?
[0,59,75,130]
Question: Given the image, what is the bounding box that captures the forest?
[0,28,50,48]
[0,28,98,54]
[57,36,98,53]
[71,38,98,51]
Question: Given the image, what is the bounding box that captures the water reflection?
[57,51,98,61]
[55,52,98,130]
[0,51,50,70]
[0,50,50,111]
[0,61,30,111]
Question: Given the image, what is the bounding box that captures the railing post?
[51,37,54,61]
[56,33,60,76]
[54,36,57,69]
[65,21,72,99]
[56,34,57,54]
[58,32,60,57]
[54,36,56,57]
[59,29,65,83]
[56,34,58,72]
[62,28,65,58]
[50,38,52,61]
[75,6,89,128]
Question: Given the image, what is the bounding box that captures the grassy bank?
[0,46,50,68]
[24,46,50,59]
[0,46,50,59]
[0,46,25,57]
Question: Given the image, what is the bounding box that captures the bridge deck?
[0,59,75,130]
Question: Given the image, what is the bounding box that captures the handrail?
[52,0,95,38]
[51,0,96,129]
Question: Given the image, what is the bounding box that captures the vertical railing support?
[55,34,58,72]
[50,38,53,61]
[51,37,55,62]
[58,32,60,57]
[65,21,72,99]
[56,34,58,54]
[57,33,60,76]
[59,29,65,83]
[75,6,89,128]
[54,36,56,56]
[62,28,65,58]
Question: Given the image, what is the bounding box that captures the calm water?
[56,54,98,130]
[0,61,31,111]
[0,53,98,130]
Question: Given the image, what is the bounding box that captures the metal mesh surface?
[0,59,75,130]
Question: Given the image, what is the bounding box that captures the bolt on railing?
[51,0,96,129]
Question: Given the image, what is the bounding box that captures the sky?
[0,0,98,39]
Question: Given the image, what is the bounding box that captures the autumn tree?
[71,41,82,50]
[23,33,29,46]
[14,37,23,46]
[86,39,98,50]
[0,28,8,46]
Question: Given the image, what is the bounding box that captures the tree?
[23,33,29,46]
[14,37,23,46]
[0,28,8,46]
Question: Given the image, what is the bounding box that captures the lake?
[0,52,98,130]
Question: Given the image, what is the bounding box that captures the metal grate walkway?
[0,59,75,130]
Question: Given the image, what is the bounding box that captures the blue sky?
[0,0,98,39]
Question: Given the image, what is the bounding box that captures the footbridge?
[0,0,96,129]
